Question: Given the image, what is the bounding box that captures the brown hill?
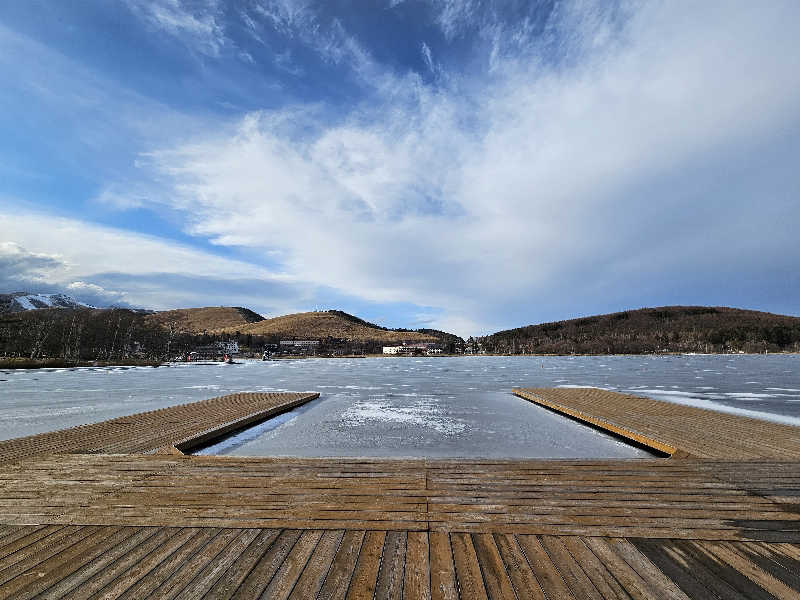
[147,306,264,334]
[224,310,439,343]
[481,306,800,354]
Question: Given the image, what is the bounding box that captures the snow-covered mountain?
[0,292,95,314]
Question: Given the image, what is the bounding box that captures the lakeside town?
[3,296,800,368]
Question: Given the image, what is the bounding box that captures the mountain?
[146,306,265,333]
[0,292,92,314]
[480,306,800,354]
[148,307,452,345]
[218,310,446,344]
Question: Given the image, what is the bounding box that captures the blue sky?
[1,1,799,336]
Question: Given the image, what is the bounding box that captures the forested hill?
[224,311,446,345]
[480,306,800,354]
[0,306,464,363]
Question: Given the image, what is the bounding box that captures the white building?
[383,343,442,355]
[216,340,239,354]
[280,340,320,348]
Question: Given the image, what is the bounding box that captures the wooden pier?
[0,389,798,598]
[0,392,319,463]
[512,387,800,459]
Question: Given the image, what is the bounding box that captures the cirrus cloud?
[127,0,800,334]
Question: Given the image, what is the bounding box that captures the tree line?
[0,307,465,363]
[479,306,800,355]
[1,308,170,363]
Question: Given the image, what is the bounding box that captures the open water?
[0,355,797,458]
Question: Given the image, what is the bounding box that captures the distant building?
[218,340,239,354]
[192,340,239,358]
[279,340,320,348]
[279,340,320,355]
[383,343,442,356]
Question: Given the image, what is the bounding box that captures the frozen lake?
[1,355,798,458]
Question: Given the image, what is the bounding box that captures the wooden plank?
[346,530,386,600]
[450,533,488,600]
[375,530,407,600]
[429,532,458,600]
[404,531,431,600]
[116,528,222,600]
[32,526,159,600]
[203,529,281,600]
[742,542,800,589]
[178,528,262,599]
[317,530,365,600]
[698,541,799,600]
[251,529,323,600]
[515,535,576,600]
[230,529,302,600]
[68,527,196,600]
[7,453,800,541]
[0,525,63,562]
[678,540,778,600]
[601,537,690,600]
[493,533,546,600]
[0,525,98,585]
[0,526,42,550]
[150,527,243,600]
[539,535,602,600]
[288,529,345,600]
[559,537,630,600]
[0,526,122,599]
[652,540,761,600]
[471,533,516,600]
[631,539,725,600]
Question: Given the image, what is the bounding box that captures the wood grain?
[0,387,797,598]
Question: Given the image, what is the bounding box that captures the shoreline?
[1,351,797,370]
[0,357,162,370]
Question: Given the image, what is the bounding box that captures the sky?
[1,1,799,337]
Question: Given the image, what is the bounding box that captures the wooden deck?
[0,389,798,598]
[2,524,798,599]
[0,392,319,463]
[513,387,800,459]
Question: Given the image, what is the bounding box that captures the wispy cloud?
[4,1,800,335]
[125,0,226,56]
[0,242,65,285]
[420,41,436,74]
[248,0,388,88]
[0,208,312,312]
[0,22,206,181]
[128,1,800,334]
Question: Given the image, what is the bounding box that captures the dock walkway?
[0,389,798,598]
[0,392,319,463]
[512,387,800,459]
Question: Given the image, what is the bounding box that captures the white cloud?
[432,0,480,40]
[92,187,147,210]
[249,1,389,88]
[0,22,207,177]
[125,0,226,56]
[6,2,798,335]
[65,281,127,306]
[0,209,306,311]
[124,1,800,335]
[420,42,436,74]
[0,242,65,283]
